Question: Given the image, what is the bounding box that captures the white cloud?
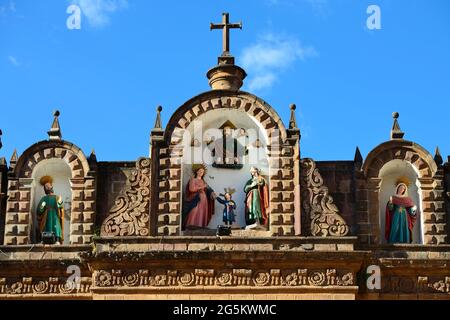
[247,73,277,91]
[70,0,128,27]
[0,1,16,16]
[8,56,20,67]
[240,33,317,91]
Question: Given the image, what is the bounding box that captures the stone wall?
[316,161,356,235]
[445,157,450,241]
[95,161,136,229]
[0,159,7,245]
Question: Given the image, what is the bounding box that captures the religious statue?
[385,179,418,244]
[36,176,64,245]
[216,188,237,226]
[182,164,217,230]
[244,167,269,229]
[212,121,244,169]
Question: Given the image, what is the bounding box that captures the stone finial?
[434,147,443,166]
[289,104,298,129]
[154,106,163,130]
[354,146,363,170]
[390,112,405,140]
[48,110,62,141]
[0,157,6,166]
[89,149,98,163]
[10,149,18,170]
[151,106,164,146]
[0,129,2,150]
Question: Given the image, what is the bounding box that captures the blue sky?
[0,0,449,162]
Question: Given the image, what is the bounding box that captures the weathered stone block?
[70,235,83,244]
[270,213,282,225]
[19,191,30,201]
[168,191,180,202]
[17,224,28,235]
[270,202,283,213]
[4,224,17,236]
[18,212,28,224]
[281,213,294,224]
[71,223,83,235]
[18,201,30,212]
[83,201,95,211]
[5,212,18,224]
[82,211,95,223]
[168,203,180,214]
[6,201,18,212]
[282,225,295,236]
[282,202,294,213]
[83,223,94,234]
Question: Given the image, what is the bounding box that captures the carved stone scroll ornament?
[300,158,349,237]
[101,158,151,236]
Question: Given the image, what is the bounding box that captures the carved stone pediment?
[301,158,349,237]
[101,158,151,237]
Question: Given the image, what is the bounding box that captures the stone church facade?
[0,14,449,300]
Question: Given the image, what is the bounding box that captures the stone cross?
[210,13,242,55]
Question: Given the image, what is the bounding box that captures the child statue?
[216,188,237,226]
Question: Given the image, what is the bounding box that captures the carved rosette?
[0,277,92,295]
[300,158,349,237]
[101,158,151,237]
[91,269,355,289]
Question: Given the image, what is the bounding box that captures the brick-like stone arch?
[164,90,288,144]
[4,140,96,245]
[151,90,300,237]
[359,140,446,245]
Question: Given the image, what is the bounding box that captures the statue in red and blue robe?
[385,183,418,244]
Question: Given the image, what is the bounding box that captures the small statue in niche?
[244,167,269,229]
[212,121,244,169]
[36,176,64,245]
[385,178,418,244]
[216,188,237,226]
[182,164,217,230]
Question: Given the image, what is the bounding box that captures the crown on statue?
[223,187,236,195]
[39,175,53,186]
[395,176,410,187]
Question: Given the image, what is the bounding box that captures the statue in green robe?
[36,176,64,245]
[244,167,269,229]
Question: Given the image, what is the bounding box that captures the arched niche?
[181,108,270,229]
[379,159,423,244]
[4,140,96,245]
[153,90,298,237]
[31,158,72,244]
[361,140,445,245]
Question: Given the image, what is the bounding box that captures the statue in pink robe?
[182,165,216,230]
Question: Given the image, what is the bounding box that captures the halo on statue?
[39,175,53,186]
[395,176,410,187]
[192,163,207,175]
